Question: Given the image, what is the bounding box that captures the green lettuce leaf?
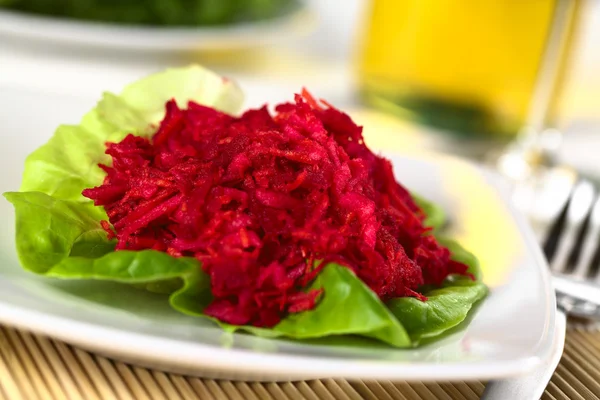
[4,191,114,273]
[387,279,487,344]
[7,65,243,289]
[4,65,486,348]
[272,265,410,345]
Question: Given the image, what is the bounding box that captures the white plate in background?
[0,5,315,51]
[0,86,557,381]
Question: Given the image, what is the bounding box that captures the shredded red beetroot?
[82,90,470,327]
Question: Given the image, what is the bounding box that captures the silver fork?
[541,179,600,320]
[482,178,600,399]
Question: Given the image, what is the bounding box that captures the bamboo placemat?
[1,324,600,400]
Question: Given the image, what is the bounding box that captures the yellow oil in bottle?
[357,0,582,138]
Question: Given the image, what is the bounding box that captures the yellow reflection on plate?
[439,161,519,287]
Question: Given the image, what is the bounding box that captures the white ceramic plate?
[0,86,557,382]
[0,5,314,51]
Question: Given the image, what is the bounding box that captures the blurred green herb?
[0,0,300,26]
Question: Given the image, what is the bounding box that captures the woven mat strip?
[1,326,600,400]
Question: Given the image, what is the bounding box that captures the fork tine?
[593,239,600,282]
[573,196,600,278]
[527,166,576,243]
[549,181,595,273]
[542,194,570,261]
[570,197,600,278]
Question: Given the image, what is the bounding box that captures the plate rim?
[0,298,551,382]
[0,151,557,381]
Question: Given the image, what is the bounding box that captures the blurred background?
[0,0,598,179]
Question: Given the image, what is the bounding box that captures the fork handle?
[553,275,600,310]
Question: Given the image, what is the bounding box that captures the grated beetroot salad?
[82,91,470,327]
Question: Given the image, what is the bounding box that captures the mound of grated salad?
[82,90,471,327]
